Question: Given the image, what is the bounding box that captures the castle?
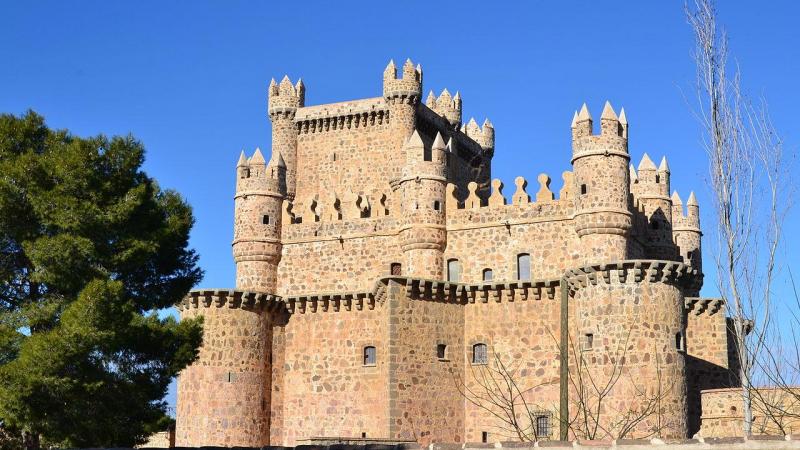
[175,60,739,447]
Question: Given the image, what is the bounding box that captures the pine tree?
[0,111,203,448]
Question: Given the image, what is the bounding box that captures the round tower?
[635,154,679,260]
[176,291,276,447]
[571,102,632,264]
[233,148,286,292]
[268,75,303,199]
[384,59,422,182]
[568,260,689,439]
[397,130,448,279]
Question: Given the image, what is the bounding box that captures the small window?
[582,333,594,350]
[363,346,376,366]
[433,200,441,211]
[294,216,303,224]
[391,263,402,276]
[361,432,367,438]
[472,343,488,365]
[240,168,249,179]
[517,253,531,281]
[580,184,587,195]
[536,415,551,437]
[482,268,493,282]
[481,432,488,443]
[655,174,661,184]
[447,259,461,283]
[676,332,685,351]
[436,344,448,360]
[262,214,270,225]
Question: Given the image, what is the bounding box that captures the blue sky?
[2,1,798,410]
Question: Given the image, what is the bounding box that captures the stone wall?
[272,298,390,445]
[685,298,732,435]
[700,387,800,437]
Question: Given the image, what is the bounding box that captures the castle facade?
[175,60,736,446]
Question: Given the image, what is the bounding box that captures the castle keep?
[175,60,738,446]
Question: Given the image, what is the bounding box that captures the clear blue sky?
[2,1,798,410]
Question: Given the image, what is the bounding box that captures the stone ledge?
[177,289,283,312]
[563,260,702,294]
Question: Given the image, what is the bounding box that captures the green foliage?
[0,111,204,447]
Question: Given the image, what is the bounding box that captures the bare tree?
[565,332,678,440]
[686,0,790,436]
[455,335,677,442]
[453,348,557,442]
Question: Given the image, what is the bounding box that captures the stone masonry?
[175,59,742,447]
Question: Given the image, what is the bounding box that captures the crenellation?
[177,60,729,448]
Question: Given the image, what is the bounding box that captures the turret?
[426,89,462,128]
[397,130,448,278]
[233,148,286,292]
[673,191,703,294]
[384,59,422,181]
[462,117,494,154]
[634,153,678,260]
[268,75,303,199]
[571,101,631,263]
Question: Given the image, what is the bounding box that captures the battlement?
[426,89,462,127]
[383,59,422,104]
[236,148,286,195]
[294,97,389,134]
[671,190,701,231]
[268,76,305,117]
[571,101,628,159]
[685,297,725,316]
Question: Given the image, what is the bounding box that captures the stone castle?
[175,60,740,447]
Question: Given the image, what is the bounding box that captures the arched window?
[447,259,461,283]
[517,253,531,281]
[436,343,448,360]
[472,343,488,364]
[363,346,376,366]
[482,268,493,282]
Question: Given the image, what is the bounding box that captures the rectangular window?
[482,268,493,282]
[481,432,488,443]
[364,346,376,366]
[447,259,461,283]
[536,415,551,437]
[437,343,447,360]
[582,333,594,351]
[472,343,488,365]
[517,253,531,281]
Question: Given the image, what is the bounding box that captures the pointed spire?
[483,118,493,129]
[402,58,416,78]
[446,137,455,153]
[466,117,480,137]
[629,164,638,182]
[618,107,627,125]
[601,101,618,120]
[687,191,698,206]
[453,91,461,104]
[658,156,670,172]
[250,147,266,165]
[638,153,657,171]
[577,103,592,121]
[384,59,396,79]
[295,78,304,91]
[404,129,424,149]
[426,90,436,107]
[237,150,248,167]
[571,111,579,128]
[268,78,278,96]
[671,191,682,205]
[275,151,287,168]
[432,132,446,151]
[279,75,295,95]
